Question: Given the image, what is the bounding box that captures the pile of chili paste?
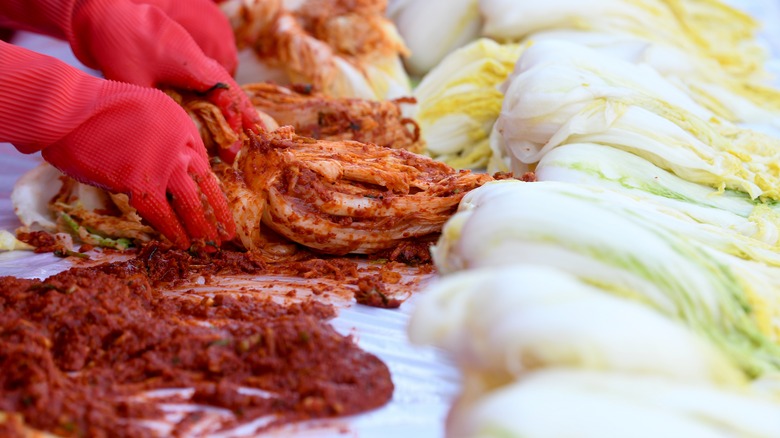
[0,244,394,437]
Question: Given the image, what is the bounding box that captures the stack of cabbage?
[402,0,780,436]
[391,0,780,169]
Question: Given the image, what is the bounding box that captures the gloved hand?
[0,0,262,163]
[0,41,235,249]
[128,0,239,75]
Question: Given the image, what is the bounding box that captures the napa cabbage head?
[478,0,766,77]
[409,265,746,390]
[352,55,414,101]
[433,180,780,376]
[387,0,482,77]
[521,29,780,130]
[413,38,524,169]
[447,370,780,438]
[535,143,780,247]
[494,39,780,201]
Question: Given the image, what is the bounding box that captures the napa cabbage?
[414,38,523,169]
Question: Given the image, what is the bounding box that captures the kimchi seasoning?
[130,242,429,306]
[15,230,69,254]
[0,245,394,437]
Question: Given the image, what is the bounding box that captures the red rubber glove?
[0,41,235,249]
[129,0,239,75]
[0,0,261,163]
[0,0,236,73]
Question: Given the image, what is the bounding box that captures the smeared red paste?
[0,244,394,437]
